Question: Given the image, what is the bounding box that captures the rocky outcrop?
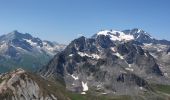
[0,68,68,100]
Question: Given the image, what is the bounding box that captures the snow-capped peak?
[123,28,154,39]
[96,30,134,41]
[97,30,112,36]
[135,29,153,39]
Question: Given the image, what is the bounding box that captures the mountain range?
[0,30,66,73]
[1,28,170,100]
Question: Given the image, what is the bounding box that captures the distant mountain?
[40,28,170,98]
[122,28,170,45]
[92,28,170,45]
[0,30,66,73]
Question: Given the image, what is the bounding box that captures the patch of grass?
[151,84,170,94]
[0,88,13,100]
[68,93,132,100]
[0,78,4,83]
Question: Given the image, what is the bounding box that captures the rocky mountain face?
[40,28,170,96]
[0,68,147,100]
[1,28,170,100]
[0,68,72,100]
[0,30,66,73]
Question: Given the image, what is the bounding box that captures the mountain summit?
[0,31,66,73]
[93,30,134,41]
[40,28,170,97]
[92,28,170,45]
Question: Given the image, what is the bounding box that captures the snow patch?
[139,87,143,90]
[72,83,75,86]
[69,54,73,57]
[125,68,134,72]
[82,81,88,91]
[23,39,37,46]
[81,92,86,94]
[91,54,100,59]
[71,75,79,80]
[115,52,124,59]
[78,52,100,59]
[111,47,116,52]
[97,84,102,90]
[78,52,90,57]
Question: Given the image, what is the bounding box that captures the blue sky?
[0,0,170,44]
